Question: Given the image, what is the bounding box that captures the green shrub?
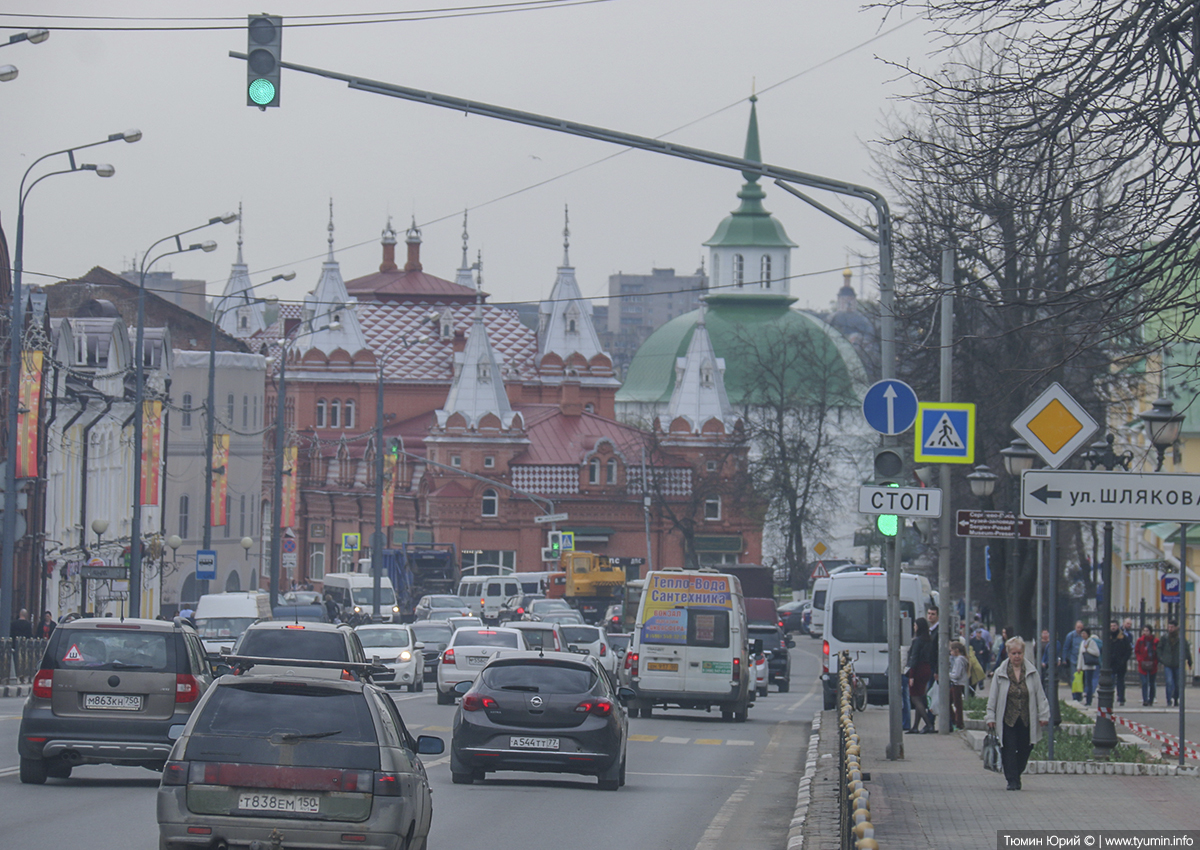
[1028,730,1157,763]
[1058,701,1088,724]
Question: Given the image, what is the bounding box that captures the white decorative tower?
[300,199,368,355]
[217,204,266,338]
[659,300,738,434]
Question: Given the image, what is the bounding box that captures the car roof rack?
[217,654,391,677]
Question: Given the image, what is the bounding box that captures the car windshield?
[749,627,781,639]
[481,660,597,694]
[450,630,520,648]
[411,624,453,645]
[531,599,571,612]
[560,626,600,644]
[519,629,555,650]
[191,684,377,744]
[356,628,411,649]
[238,629,349,662]
[541,613,583,624]
[51,629,173,671]
[429,596,467,608]
[195,617,257,641]
[352,587,397,605]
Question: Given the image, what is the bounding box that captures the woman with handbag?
[1077,628,1101,706]
[1135,625,1159,706]
[986,636,1051,791]
[907,617,936,734]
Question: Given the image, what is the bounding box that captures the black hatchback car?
[748,624,794,692]
[450,651,631,790]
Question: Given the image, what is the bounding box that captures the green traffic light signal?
[876,481,899,537]
[248,78,276,106]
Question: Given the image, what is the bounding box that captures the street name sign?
[1011,382,1098,469]
[956,511,1051,539]
[1021,469,1200,522]
[534,513,569,524]
[81,564,129,580]
[196,549,217,581]
[858,485,943,517]
[914,403,975,464]
[862,379,919,436]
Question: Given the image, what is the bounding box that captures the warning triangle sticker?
[924,413,965,450]
[63,644,83,662]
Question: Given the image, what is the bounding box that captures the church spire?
[538,212,609,366]
[301,200,368,355]
[455,211,476,289]
[660,298,737,434]
[217,202,265,338]
[562,204,571,267]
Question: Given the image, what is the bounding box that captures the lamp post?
[2,129,140,638]
[1138,398,1187,767]
[240,536,254,561]
[0,27,49,83]
[130,215,236,616]
[964,464,998,634]
[1082,434,1132,759]
[202,273,292,596]
[86,518,109,617]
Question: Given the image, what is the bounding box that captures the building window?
[712,254,719,287]
[760,254,772,288]
[182,393,193,428]
[226,393,235,423]
[310,543,326,580]
[584,403,594,414]
[706,459,718,472]
[240,314,248,330]
[484,456,495,469]
[477,360,491,383]
[461,550,516,570]
[316,400,327,428]
[252,395,259,427]
[606,458,618,484]
[239,494,247,538]
[481,488,498,517]
[344,400,356,429]
[733,254,744,288]
[451,455,462,468]
[242,394,249,428]
[588,458,600,485]
[179,495,190,539]
[330,400,340,429]
[704,495,721,521]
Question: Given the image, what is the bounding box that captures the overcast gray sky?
[2,1,938,317]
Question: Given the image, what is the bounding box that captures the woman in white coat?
[986,636,1051,790]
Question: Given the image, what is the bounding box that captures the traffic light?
[388,438,400,456]
[872,446,910,538]
[548,531,562,558]
[246,14,282,108]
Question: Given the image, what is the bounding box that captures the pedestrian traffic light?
[388,438,400,456]
[876,482,900,538]
[246,14,282,108]
[548,531,562,557]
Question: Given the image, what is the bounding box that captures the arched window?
[584,403,595,414]
[733,254,744,287]
[226,393,235,423]
[568,318,577,333]
[330,400,341,429]
[481,488,498,517]
[242,394,249,427]
[477,360,491,383]
[588,458,600,485]
[606,458,618,485]
[240,315,248,330]
[181,393,193,428]
[760,254,772,288]
[316,400,327,428]
[344,400,356,429]
[178,495,190,539]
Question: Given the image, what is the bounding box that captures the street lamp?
[2,129,141,639]
[240,537,254,561]
[1000,438,1038,477]
[0,28,49,83]
[202,273,293,594]
[1139,398,1184,472]
[130,216,235,616]
[962,464,997,635]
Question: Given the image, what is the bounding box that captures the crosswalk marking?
[628,734,659,742]
[660,736,690,744]
[694,739,722,745]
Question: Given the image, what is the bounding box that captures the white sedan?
[557,624,618,678]
[435,627,524,705]
[355,624,424,691]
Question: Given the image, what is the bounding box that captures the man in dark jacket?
[1109,620,1133,706]
[9,608,33,638]
[1158,620,1193,708]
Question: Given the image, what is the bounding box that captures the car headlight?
[353,606,362,613]
[399,650,412,662]
[392,606,400,613]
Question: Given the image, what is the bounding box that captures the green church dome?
[616,292,867,408]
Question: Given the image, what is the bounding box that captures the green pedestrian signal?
[876,481,899,538]
[246,14,282,109]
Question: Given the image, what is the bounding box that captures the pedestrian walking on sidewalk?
[1062,620,1085,689]
[907,617,936,734]
[986,637,1051,791]
[1077,628,1101,705]
[1109,621,1133,706]
[1135,626,1159,706]
[949,640,968,730]
[1157,620,1193,708]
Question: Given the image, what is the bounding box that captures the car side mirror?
[414,642,425,650]
[616,687,636,704]
[453,680,473,695]
[786,638,796,648]
[416,735,445,755]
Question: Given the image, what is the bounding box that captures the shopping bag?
[1072,670,1084,692]
[982,732,1002,773]
[927,680,941,710]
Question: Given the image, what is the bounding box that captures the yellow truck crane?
[562,551,626,624]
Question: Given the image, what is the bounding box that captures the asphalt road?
[0,639,824,849]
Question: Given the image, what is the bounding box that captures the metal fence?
[1,637,49,684]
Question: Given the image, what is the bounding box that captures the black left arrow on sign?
[1029,485,1062,504]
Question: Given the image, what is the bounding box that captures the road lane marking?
[660,736,690,744]
[694,739,722,745]
[423,725,452,732]
[628,734,658,742]
[725,740,754,746]
[787,673,821,712]
[0,766,18,777]
[629,772,746,778]
[693,720,789,850]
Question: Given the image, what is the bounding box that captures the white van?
[629,568,752,722]
[457,575,524,622]
[193,591,272,653]
[321,572,402,622]
[809,577,829,639]
[819,569,933,709]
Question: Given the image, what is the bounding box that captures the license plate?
[84,693,143,711]
[646,662,678,672]
[510,736,560,750]
[237,792,320,814]
[467,656,488,666]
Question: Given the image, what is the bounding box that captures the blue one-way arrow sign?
[862,380,919,436]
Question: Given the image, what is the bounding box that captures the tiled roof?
[513,404,646,465]
[346,267,481,303]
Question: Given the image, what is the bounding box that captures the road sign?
[560,532,575,551]
[1012,382,1098,469]
[862,379,919,436]
[1162,575,1181,604]
[914,403,975,464]
[1017,518,1051,539]
[956,510,1018,538]
[196,550,217,581]
[534,513,569,524]
[81,565,129,580]
[811,561,830,580]
[282,537,297,554]
[342,533,361,553]
[282,552,298,571]
[1021,469,1200,522]
[858,485,943,517]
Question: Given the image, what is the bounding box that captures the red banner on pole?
[16,351,43,478]
[281,446,298,528]
[211,434,229,525]
[139,400,163,506]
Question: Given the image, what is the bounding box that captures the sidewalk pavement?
[809,704,1197,850]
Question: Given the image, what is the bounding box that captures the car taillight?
[517,607,524,614]
[574,698,614,716]
[778,620,785,630]
[162,760,189,786]
[461,693,498,711]
[732,656,741,685]
[626,651,638,677]
[340,669,354,681]
[443,648,456,665]
[175,674,200,703]
[822,639,829,674]
[373,771,403,796]
[32,669,53,699]
[600,643,607,656]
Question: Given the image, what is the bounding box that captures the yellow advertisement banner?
[382,453,398,527]
[139,400,163,506]
[16,350,43,478]
[211,434,229,525]
[639,573,732,644]
[281,445,298,528]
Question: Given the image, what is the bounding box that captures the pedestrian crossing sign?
[914,402,975,464]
